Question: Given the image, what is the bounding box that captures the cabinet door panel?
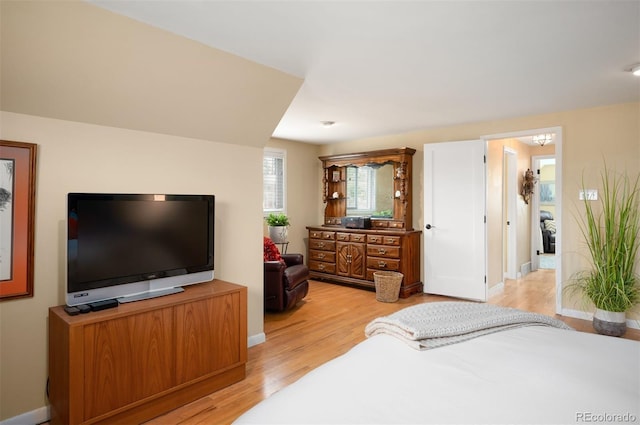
[175,292,242,384]
[349,243,366,279]
[337,242,366,279]
[83,308,174,419]
[337,242,350,276]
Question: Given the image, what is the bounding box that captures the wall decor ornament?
[521,168,536,204]
[0,140,37,300]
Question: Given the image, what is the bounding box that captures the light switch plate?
[579,189,598,201]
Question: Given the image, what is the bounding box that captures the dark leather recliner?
[264,253,309,312]
[540,210,556,253]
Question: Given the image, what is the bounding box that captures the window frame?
[263,147,287,215]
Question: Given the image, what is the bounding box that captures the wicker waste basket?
[373,271,403,303]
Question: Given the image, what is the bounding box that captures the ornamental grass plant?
[567,165,640,313]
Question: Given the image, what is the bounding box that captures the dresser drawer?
[366,245,400,258]
[366,235,401,246]
[336,232,366,243]
[367,257,400,271]
[310,261,337,274]
[382,236,401,246]
[309,230,336,240]
[367,258,401,272]
[309,239,336,251]
[309,249,336,263]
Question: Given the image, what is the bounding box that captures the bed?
[234,302,639,424]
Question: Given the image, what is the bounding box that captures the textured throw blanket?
[364,301,573,350]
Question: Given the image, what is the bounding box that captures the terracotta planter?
[593,309,626,337]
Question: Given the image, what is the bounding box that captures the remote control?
[64,306,80,316]
[77,304,91,314]
[89,299,118,311]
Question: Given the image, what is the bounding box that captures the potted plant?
[265,213,290,244]
[567,164,640,336]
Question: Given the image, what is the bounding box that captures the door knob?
[426,224,433,230]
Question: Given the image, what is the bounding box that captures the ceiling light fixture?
[533,133,553,147]
[631,64,640,77]
[321,121,336,128]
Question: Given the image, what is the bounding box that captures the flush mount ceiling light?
[533,133,553,146]
[631,64,640,76]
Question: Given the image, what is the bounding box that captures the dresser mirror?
[345,164,394,218]
[320,147,415,230]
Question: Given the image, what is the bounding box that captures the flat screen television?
[66,193,214,306]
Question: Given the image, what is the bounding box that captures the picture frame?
[332,170,341,182]
[1,140,37,300]
[540,181,555,204]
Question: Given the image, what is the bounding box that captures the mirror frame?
[319,147,415,230]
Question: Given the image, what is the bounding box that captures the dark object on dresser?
[341,216,372,229]
[264,254,310,312]
[540,210,556,253]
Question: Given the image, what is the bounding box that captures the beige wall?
[0,112,266,420]
[264,138,323,255]
[1,1,302,419]
[319,102,640,317]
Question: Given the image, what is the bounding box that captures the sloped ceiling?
[0,1,303,147]
[87,0,640,144]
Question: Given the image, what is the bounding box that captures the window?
[263,148,286,214]
[346,166,376,214]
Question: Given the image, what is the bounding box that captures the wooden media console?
[48,280,247,425]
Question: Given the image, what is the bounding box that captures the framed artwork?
[540,181,555,204]
[1,140,37,300]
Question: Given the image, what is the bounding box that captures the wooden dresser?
[309,147,422,297]
[48,280,247,425]
[307,227,422,297]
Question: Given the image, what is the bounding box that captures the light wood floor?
[144,270,639,425]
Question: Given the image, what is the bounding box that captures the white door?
[423,140,487,301]
[504,148,517,279]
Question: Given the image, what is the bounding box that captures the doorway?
[533,156,557,271]
[484,127,562,314]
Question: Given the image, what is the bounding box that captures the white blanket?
[364,301,573,350]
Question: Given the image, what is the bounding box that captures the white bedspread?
[234,326,640,424]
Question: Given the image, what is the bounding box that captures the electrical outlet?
[579,189,598,201]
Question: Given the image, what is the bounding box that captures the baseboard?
[560,308,640,330]
[488,282,504,298]
[0,405,49,425]
[248,332,266,347]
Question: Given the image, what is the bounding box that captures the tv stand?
[48,279,247,425]
[117,286,184,303]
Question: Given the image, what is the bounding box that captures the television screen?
[66,193,214,306]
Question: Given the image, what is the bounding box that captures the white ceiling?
[89,0,640,144]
